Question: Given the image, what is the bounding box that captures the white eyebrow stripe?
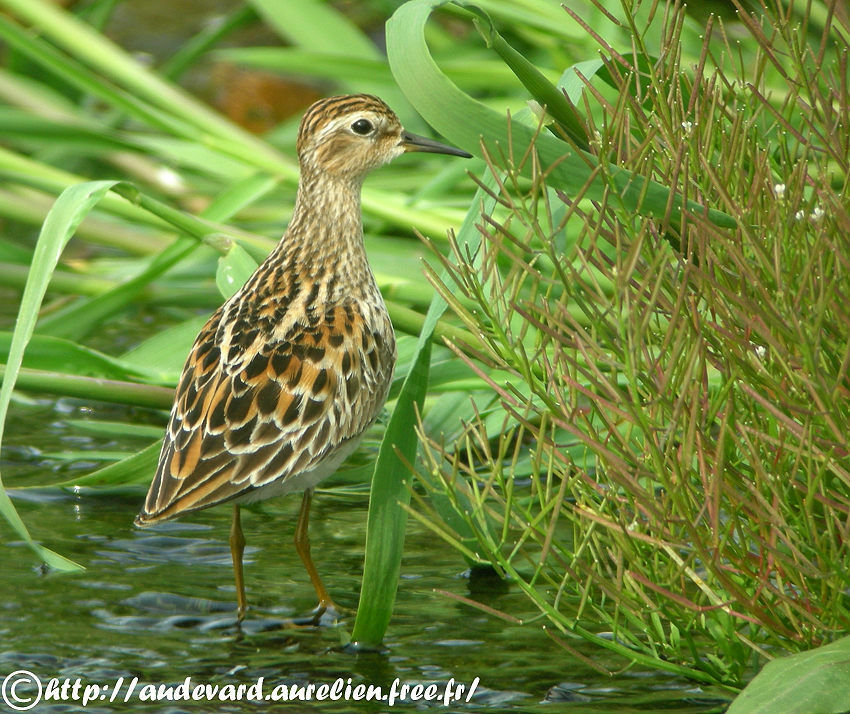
[315,112,383,141]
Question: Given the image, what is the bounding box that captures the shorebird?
[135,94,471,621]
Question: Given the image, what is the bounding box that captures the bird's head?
[296,94,471,180]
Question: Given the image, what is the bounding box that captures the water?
[0,402,731,713]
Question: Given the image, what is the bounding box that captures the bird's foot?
[287,599,345,627]
[314,598,345,624]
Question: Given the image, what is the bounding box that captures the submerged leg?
[294,489,338,617]
[230,503,247,621]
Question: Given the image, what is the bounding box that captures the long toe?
[306,598,345,626]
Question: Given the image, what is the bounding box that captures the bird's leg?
[294,489,339,619]
[229,503,248,621]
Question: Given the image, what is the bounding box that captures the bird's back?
[137,264,395,525]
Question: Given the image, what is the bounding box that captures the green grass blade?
[459,0,580,38]
[218,48,534,92]
[202,173,280,224]
[160,5,256,81]
[349,337,432,648]
[246,0,411,115]
[0,110,143,153]
[0,0,273,160]
[0,180,118,571]
[120,315,209,382]
[0,365,174,409]
[468,6,589,148]
[62,419,163,440]
[248,0,377,58]
[351,173,498,647]
[0,332,157,381]
[51,440,163,489]
[386,0,736,230]
[216,48,395,87]
[0,145,168,230]
[0,15,196,138]
[36,235,199,341]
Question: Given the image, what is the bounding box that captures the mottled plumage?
[135,94,470,621]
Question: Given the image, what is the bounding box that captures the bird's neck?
[274,170,376,302]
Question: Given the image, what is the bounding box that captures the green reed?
[399,0,849,690]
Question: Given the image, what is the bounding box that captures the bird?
[135,94,471,622]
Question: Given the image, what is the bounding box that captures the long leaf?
[350,174,498,647]
[468,6,589,148]
[217,48,537,91]
[247,0,412,119]
[36,235,199,341]
[385,0,736,230]
[0,332,157,381]
[727,636,850,713]
[0,0,274,161]
[349,337,432,647]
[0,365,174,409]
[51,440,163,489]
[0,180,119,571]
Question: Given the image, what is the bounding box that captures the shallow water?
[0,402,732,713]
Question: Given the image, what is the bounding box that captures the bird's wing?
[138,301,394,523]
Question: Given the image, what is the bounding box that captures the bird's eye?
[351,118,373,135]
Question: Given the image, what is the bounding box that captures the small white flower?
[681,121,694,135]
[773,183,785,199]
[794,210,806,220]
[810,206,824,221]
